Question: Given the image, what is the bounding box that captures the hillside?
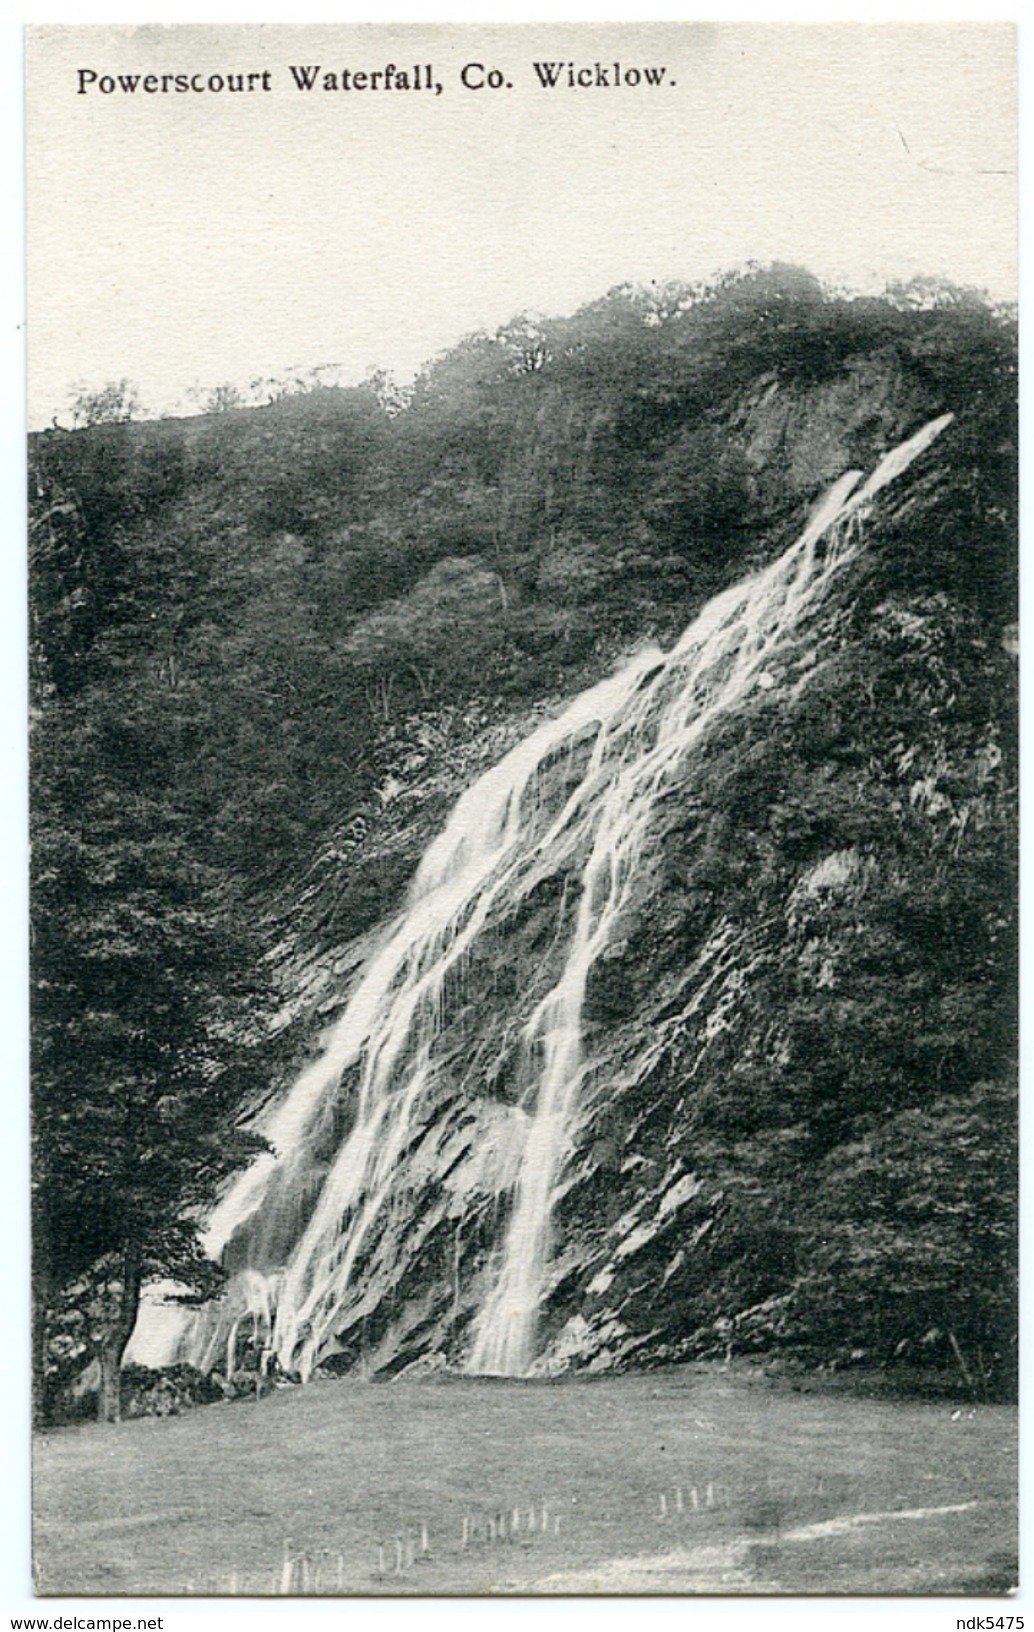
[29,267,1017,1417]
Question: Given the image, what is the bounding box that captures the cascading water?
[129,414,952,1382]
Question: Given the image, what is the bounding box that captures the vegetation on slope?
[558,541,1016,1392]
[29,266,1017,1418]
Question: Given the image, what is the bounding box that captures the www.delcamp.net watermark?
[10,1619,164,1630]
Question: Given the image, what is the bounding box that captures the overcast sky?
[26,22,1015,425]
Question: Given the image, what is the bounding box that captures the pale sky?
[26,22,1015,425]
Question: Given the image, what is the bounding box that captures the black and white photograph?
[23,21,1017,1606]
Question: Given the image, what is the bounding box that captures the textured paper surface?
[25,20,1017,1612]
[27,23,1015,426]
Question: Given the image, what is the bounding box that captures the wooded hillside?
[29,267,1017,1417]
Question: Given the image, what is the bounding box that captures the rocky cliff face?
[134,388,1015,1392]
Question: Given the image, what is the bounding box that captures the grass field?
[32,1368,1017,1597]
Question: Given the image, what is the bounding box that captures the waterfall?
[128,414,952,1381]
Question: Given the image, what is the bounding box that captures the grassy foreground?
[33,1368,1017,1597]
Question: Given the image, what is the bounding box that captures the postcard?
[26,22,1017,1601]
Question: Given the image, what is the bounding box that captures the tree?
[69,378,142,428]
[31,706,269,1420]
[199,382,246,414]
[790,1082,1017,1393]
[28,446,274,1421]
